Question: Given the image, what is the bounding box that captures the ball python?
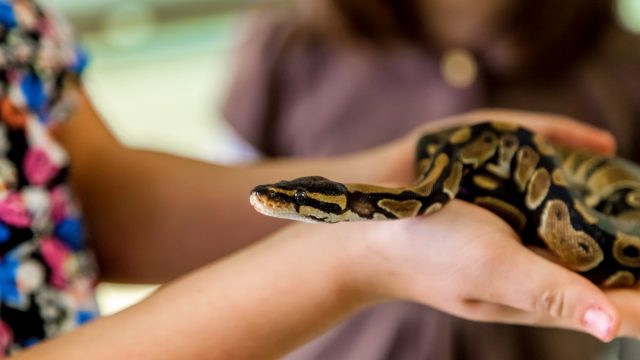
[250,122,640,287]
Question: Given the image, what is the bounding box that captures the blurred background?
[51,0,640,321]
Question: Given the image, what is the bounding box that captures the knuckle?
[536,288,567,319]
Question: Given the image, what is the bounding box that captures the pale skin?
[55,91,616,283]
[15,89,640,358]
[55,90,404,282]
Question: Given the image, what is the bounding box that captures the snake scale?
[250,122,640,287]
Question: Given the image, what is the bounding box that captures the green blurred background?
[50,0,640,317]
[51,0,276,163]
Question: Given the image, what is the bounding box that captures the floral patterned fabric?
[0,0,98,355]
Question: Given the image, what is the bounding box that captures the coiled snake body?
[250,122,640,287]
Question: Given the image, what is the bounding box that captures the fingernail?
[583,307,613,340]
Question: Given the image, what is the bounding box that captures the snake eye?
[294,191,307,204]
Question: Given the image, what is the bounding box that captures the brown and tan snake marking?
[250,122,640,287]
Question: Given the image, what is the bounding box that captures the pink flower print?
[24,147,59,186]
[0,320,13,356]
[39,12,51,33]
[50,190,65,223]
[40,237,70,289]
[0,193,30,227]
[50,186,72,222]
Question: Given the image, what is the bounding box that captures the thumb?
[478,241,620,341]
[537,277,620,342]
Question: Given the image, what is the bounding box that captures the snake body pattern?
[250,122,640,287]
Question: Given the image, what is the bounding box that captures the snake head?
[250,176,349,223]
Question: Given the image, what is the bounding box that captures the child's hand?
[416,109,616,154]
[376,109,616,186]
[342,200,620,341]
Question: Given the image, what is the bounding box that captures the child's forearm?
[17,222,373,360]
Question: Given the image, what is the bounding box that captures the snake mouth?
[249,187,298,220]
[249,186,329,223]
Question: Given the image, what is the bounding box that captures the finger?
[466,238,620,341]
[457,299,536,323]
[604,288,640,339]
[457,299,575,329]
[464,109,617,155]
[409,109,616,156]
[457,299,613,339]
[530,119,616,155]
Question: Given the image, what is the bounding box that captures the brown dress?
[223,11,640,360]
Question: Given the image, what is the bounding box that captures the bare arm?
[17,200,640,360]
[55,90,615,283]
[16,221,367,360]
[55,89,411,283]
